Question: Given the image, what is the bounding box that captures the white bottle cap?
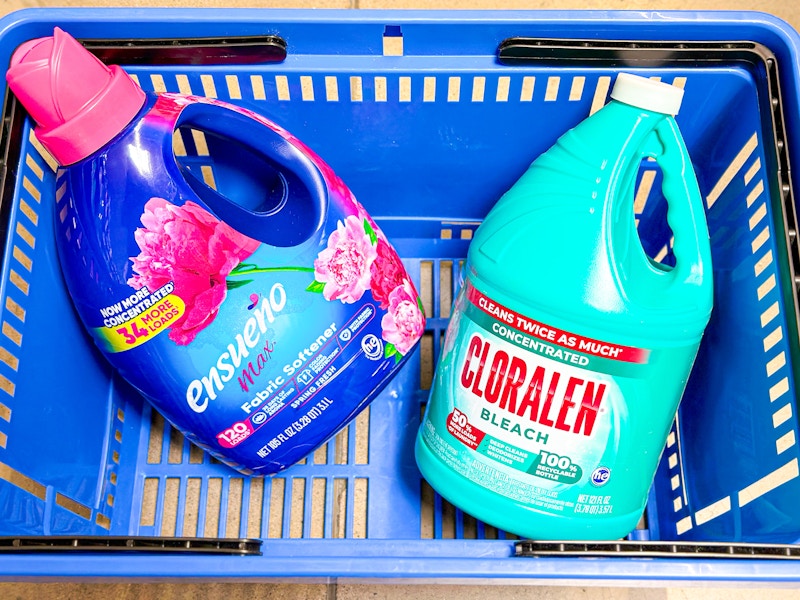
[610,72,684,116]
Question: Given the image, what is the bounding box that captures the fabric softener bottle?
[415,73,713,540]
[7,28,425,474]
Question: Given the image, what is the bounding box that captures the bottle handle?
[651,117,710,285]
[172,100,327,248]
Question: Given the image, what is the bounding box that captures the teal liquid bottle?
[415,73,713,540]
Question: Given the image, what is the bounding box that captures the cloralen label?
[422,281,652,517]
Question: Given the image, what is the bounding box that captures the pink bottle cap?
[6,27,147,166]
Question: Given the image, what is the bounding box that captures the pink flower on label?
[313,215,378,304]
[128,198,260,346]
[370,238,407,309]
[381,279,425,356]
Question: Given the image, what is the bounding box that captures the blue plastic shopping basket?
[1,7,800,583]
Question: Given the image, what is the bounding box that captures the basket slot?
[438,260,454,319]
[419,260,436,392]
[331,477,349,538]
[245,477,263,538]
[0,462,45,500]
[287,477,305,538]
[312,442,328,466]
[202,478,223,537]
[181,477,202,536]
[419,332,434,392]
[168,426,186,465]
[140,478,158,528]
[310,477,326,538]
[354,408,369,464]
[353,477,368,538]
[420,260,434,321]
[224,477,244,538]
[161,478,181,536]
[146,411,164,464]
[267,477,285,538]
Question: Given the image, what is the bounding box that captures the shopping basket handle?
[82,34,287,66]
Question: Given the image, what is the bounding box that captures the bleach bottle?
[7,28,425,474]
[415,73,713,540]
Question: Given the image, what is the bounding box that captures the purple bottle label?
[56,94,425,473]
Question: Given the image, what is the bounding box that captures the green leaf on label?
[227,278,253,290]
[306,280,326,293]
[384,342,400,360]
[230,262,258,275]
[364,218,378,245]
[417,295,425,316]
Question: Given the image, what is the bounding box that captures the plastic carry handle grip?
[651,116,708,284]
[174,101,327,247]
